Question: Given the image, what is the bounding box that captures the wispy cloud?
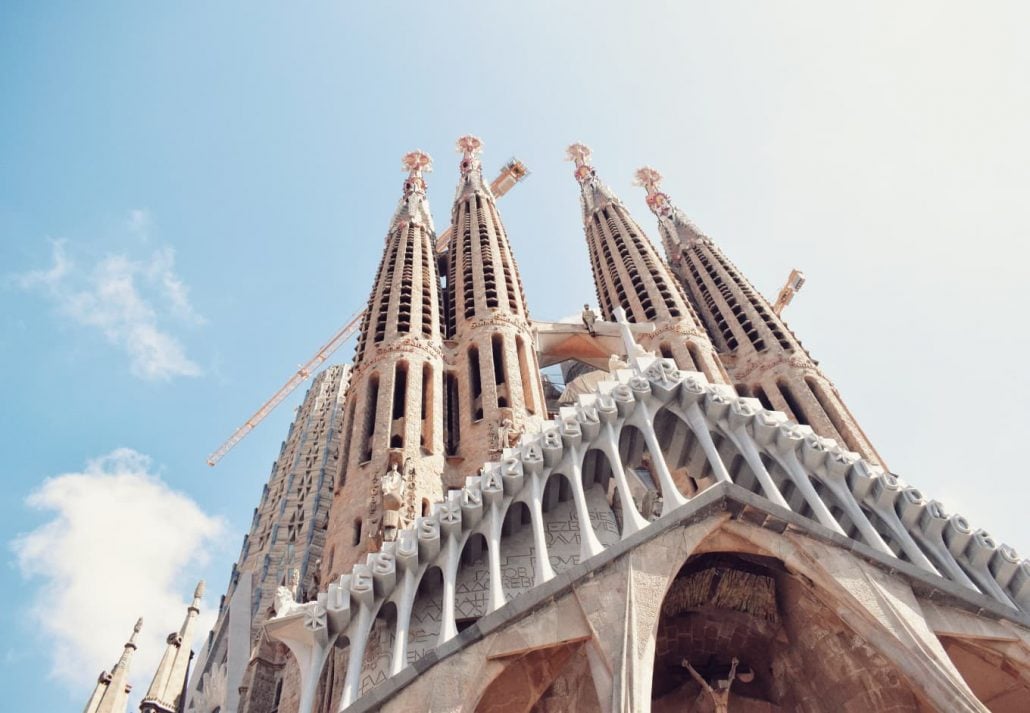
[11,449,225,697]
[15,212,205,380]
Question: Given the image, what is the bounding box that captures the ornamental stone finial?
[402,150,432,177]
[634,165,676,220]
[399,150,433,206]
[566,142,592,167]
[193,580,206,600]
[132,617,143,637]
[455,135,484,182]
[633,166,663,195]
[566,143,596,186]
[456,135,483,161]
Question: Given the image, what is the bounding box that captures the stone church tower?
[635,167,883,465]
[94,138,1029,713]
[442,136,545,480]
[324,150,447,582]
[566,144,728,386]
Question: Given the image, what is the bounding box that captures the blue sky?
[3,2,1029,710]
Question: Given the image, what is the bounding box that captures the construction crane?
[772,269,806,315]
[207,159,530,467]
[206,308,365,466]
[434,158,528,253]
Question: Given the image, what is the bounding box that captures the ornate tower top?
[634,166,708,248]
[456,135,483,168]
[566,142,592,180]
[454,135,490,199]
[566,142,620,213]
[633,166,672,217]
[392,150,435,232]
[402,149,432,184]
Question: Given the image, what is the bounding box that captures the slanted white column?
[339,565,375,711]
[481,464,507,612]
[771,424,847,535]
[559,413,605,559]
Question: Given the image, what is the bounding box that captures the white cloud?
[16,213,206,380]
[11,449,225,698]
[126,209,152,238]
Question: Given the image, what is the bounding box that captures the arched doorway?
[652,552,923,712]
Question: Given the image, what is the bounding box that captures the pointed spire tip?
[402,150,432,176]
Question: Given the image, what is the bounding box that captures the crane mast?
[206,309,364,466]
[207,159,529,466]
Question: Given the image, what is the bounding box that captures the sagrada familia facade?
[85,137,1029,712]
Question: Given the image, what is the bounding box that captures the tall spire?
[391,149,435,232]
[442,135,543,472]
[566,144,729,385]
[634,166,710,258]
[454,134,491,199]
[84,618,142,713]
[140,582,204,713]
[566,142,621,214]
[636,166,884,465]
[325,149,446,582]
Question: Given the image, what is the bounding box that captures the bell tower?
[323,151,447,580]
[636,166,884,464]
[566,144,728,384]
[441,136,545,478]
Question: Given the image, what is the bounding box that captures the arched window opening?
[339,398,357,485]
[516,335,537,415]
[805,376,862,453]
[469,345,484,421]
[390,361,409,449]
[444,371,460,455]
[352,518,362,547]
[359,373,379,463]
[752,385,774,412]
[491,333,510,409]
[421,363,434,453]
[777,379,810,426]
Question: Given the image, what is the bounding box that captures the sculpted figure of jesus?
[681,657,739,713]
